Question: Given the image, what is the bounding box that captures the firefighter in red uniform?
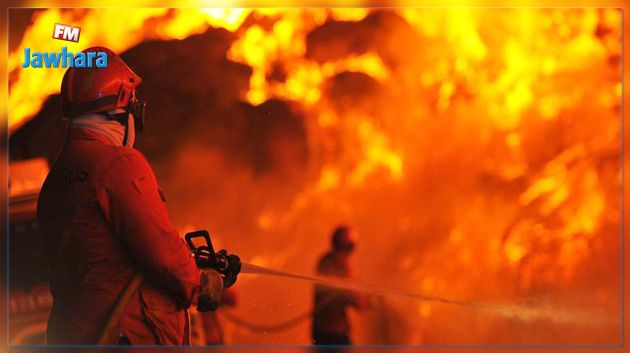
[37,47,225,345]
[312,225,369,345]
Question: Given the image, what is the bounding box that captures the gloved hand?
[217,249,241,288]
[196,269,224,312]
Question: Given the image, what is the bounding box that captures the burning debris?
[9,8,621,345]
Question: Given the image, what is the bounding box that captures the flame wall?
[8,7,622,345]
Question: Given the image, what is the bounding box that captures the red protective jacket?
[37,128,202,345]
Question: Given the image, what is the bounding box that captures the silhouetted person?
[312,226,368,345]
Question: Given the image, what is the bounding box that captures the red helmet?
[61,46,141,118]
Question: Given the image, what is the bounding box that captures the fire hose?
[97,271,145,344]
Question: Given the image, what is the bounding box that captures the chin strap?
[109,112,130,147]
[122,122,129,147]
[107,112,129,147]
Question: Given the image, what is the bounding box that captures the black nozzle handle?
[185,230,219,269]
[185,230,215,253]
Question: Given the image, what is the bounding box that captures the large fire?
[9,8,621,344]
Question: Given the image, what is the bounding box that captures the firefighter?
[37,47,225,345]
[312,225,369,345]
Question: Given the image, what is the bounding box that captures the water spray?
[238,262,614,326]
[241,262,470,306]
